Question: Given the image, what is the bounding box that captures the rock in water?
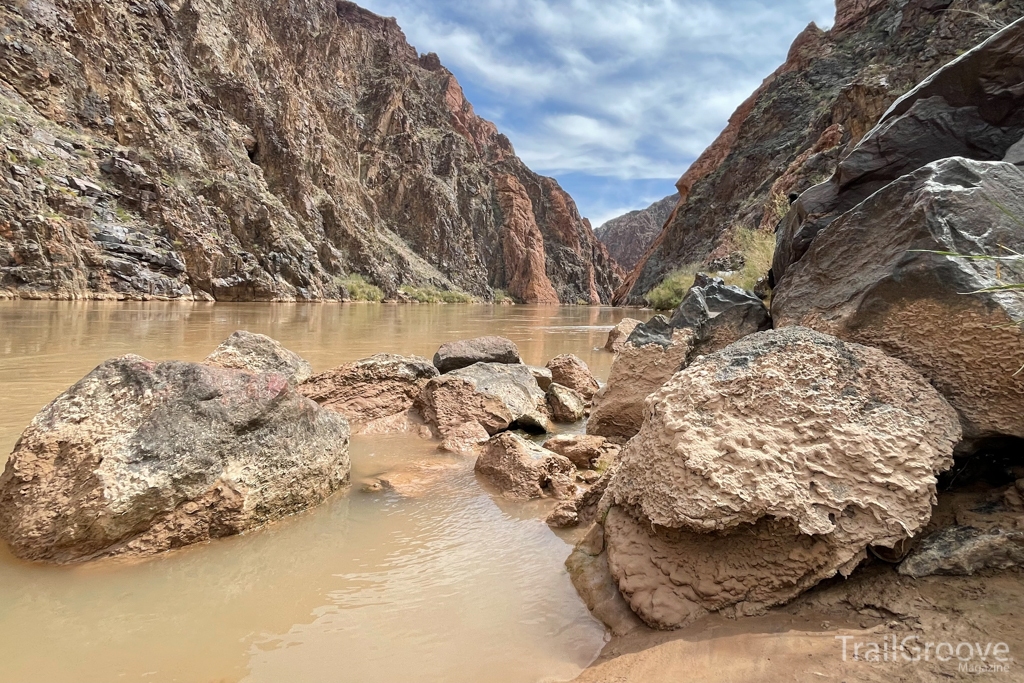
[546,354,600,400]
[0,356,350,563]
[604,318,641,353]
[773,158,1024,442]
[474,433,575,500]
[547,384,586,424]
[449,362,551,432]
[587,328,695,443]
[600,327,960,629]
[416,376,513,452]
[543,434,617,469]
[204,330,312,385]
[433,337,521,374]
[299,354,438,434]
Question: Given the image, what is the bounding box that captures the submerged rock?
[204,330,312,385]
[299,354,438,434]
[475,433,575,500]
[600,327,960,629]
[0,356,350,563]
[433,337,521,374]
[547,383,586,424]
[546,354,600,400]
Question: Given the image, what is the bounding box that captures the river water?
[0,302,637,683]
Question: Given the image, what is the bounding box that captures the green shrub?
[493,289,514,304]
[399,284,474,303]
[645,264,700,310]
[338,274,383,302]
[722,227,776,292]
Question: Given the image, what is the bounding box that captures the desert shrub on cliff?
[645,264,700,310]
[338,275,384,302]
[722,228,776,292]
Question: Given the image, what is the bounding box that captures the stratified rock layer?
[299,354,438,433]
[0,355,351,563]
[602,327,960,629]
[0,0,618,303]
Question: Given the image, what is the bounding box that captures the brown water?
[0,302,638,683]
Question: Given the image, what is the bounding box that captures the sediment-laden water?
[0,302,635,683]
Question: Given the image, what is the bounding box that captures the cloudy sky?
[358,0,838,227]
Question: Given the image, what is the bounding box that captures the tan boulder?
[204,330,312,385]
[546,354,600,400]
[586,329,694,443]
[475,433,576,500]
[299,354,438,434]
[543,434,618,469]
[599,327,961,629]
[417,375,514,450]
[604,318,641,353]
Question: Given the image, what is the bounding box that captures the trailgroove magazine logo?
[836,635,1012,673]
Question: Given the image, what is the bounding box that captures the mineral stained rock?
[0,356,351,563]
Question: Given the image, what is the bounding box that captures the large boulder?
[474,432,576,500]
[773,158,1024,443]
[449,362,552,432]
[432,336,521,374]
[587,328,695,443]
[204,330,312,385]
[546,354,600,400]
[669,278,772,356]
[299,354,438,434]
[774,18,1024,280]
[416,375,514,453]
[598,327,960,629]
[605,318,641,353]
[0,356,350,564]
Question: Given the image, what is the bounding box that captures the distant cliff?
[616,0,1024,304]
[595,194,678,271]
[0,0,619,303]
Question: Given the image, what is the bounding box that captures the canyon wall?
[0,0,619,303]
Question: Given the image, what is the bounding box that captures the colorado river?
[0,302,635,683]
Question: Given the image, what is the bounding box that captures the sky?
[357,0,838,227]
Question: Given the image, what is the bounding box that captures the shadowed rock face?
[616,0,1024,304]
[0,0,619,303]
[0,355,351,564]
[595,194,679,271]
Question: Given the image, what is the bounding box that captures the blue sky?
[357,0,838,227]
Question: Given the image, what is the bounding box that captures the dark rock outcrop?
[0,0,619,303]
[433,337,521,374]
[595,194,679,271]
[900,526,1024,578]
[616,0,1024,304]
[0,355,351,563]
[773,158,1024,443]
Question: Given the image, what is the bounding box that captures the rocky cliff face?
[0,0,619,303]
[616,0,1024,304]
[594,193,678,271]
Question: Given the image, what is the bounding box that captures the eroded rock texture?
[0,0,618,303]
[0,355,351,563]
[616,0,1024,303]
[601,327,960,629]
[205,330,312,385]
[299,353,437,434]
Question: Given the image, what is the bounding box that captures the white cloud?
[357,0,837,218]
